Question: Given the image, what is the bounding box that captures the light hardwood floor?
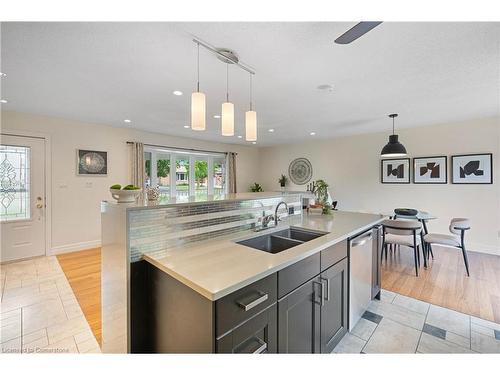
[381,245,500,324]
[57,248,101,345]
[55,244,500,347]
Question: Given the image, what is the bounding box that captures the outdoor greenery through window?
[144,147,226,201]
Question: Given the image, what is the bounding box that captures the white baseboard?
[50,240,101,255]
[468,242,500,256]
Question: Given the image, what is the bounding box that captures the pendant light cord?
[249,73,253,111]
[196,43,200,92]
[226,63,229,102]
[392,116,395,135]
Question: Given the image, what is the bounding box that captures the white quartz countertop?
[143,211,385,301]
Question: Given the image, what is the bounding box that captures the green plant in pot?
[314,179,332,214]
[278,174,288,189]
[250,182,263,192]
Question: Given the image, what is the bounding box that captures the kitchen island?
[101,192,384,354]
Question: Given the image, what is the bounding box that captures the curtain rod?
[126,141,237,155]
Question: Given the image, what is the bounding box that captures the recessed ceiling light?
[173,90,183,96]
[317,84,334,92]
[213,115,221,119]
[183,125,190,128]
[310,132,316,136]
[252,142,257,145]
[0,99,8,104]
[0,72,6,77]
[237,135,242,139]
[268,129,275,133]
[123,119,131,123]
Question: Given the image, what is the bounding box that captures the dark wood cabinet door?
[216,304,277,353]
[277,277,321,353]
[320,258,348,353]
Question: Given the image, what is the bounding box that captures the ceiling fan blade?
[334,21,382,44]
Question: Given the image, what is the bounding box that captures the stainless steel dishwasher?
[348,228,374,331]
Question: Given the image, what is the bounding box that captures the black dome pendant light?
[381,113,407,157]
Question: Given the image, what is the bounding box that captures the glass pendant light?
[245,73,257,142]
[221,63,234,136]
[191,43,206,131]
[381,113,407,157]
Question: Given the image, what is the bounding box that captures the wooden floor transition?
[56,244,500,347]
[57,248,102,345]
[381,245,500,323]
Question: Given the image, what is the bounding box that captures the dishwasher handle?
[351,232,373,248]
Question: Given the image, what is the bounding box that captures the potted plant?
[250,182,263,192]
[278,174,288,191]
[312,179,332,214]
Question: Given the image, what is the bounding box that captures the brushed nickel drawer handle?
[313,281,325,306]
[237,292,268,312]
[252,338,268,354]
[320,276,330,301]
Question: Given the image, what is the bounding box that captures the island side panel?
[147,262,215,353]
[101,202,129,353]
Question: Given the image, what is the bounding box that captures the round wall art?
[288,158,313,185]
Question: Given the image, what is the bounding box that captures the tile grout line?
[414,301,431,353]
[360,290,397,353]
[368,297,428,332]
[20,306,24,353]
[360,318,379,353]
[383,282,500,327]
[1,268,8,302]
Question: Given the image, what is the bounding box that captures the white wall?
[1,111,260,254]
[259,117,500,255]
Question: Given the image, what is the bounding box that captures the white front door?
[1,134,46,262]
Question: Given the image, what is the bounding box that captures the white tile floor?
[1,256,100,354]
[334,289,500,353]
[3,256,500,354]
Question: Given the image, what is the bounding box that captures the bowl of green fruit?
[109,184,142,203]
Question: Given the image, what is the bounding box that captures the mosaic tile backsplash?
[128,195,302,261]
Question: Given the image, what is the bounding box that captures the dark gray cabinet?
[132,227,377,353]
[277,258,348,353]
[320,258,348,353]
[216,304,277,353]
[278,277,321,353]
[216,273,277,337]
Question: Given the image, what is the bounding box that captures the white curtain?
[227,152,237,194]
[130,142,145,194]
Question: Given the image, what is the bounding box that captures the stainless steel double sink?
[236,227,328,254]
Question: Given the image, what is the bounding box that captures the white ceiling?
[1,22,499,146]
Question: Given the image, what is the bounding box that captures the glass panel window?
[0,145,31,221]
[156,153,171,198]
[144,148,226,201]
[175,157,190,201]
[194,159,208,200]
[213,158,226,197]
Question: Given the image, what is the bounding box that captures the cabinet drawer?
[216,273,277,337]
[278,253,320,298]
[216,304,277,353]
[321,240,347,271]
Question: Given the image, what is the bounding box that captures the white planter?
[109,188,142,203]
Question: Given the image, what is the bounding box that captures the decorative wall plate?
[288,158,313,185]
[77,149,108,175]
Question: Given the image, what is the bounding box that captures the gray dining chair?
[381,219,423,276]
[423,218,471,276]
[393,208,434,259]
